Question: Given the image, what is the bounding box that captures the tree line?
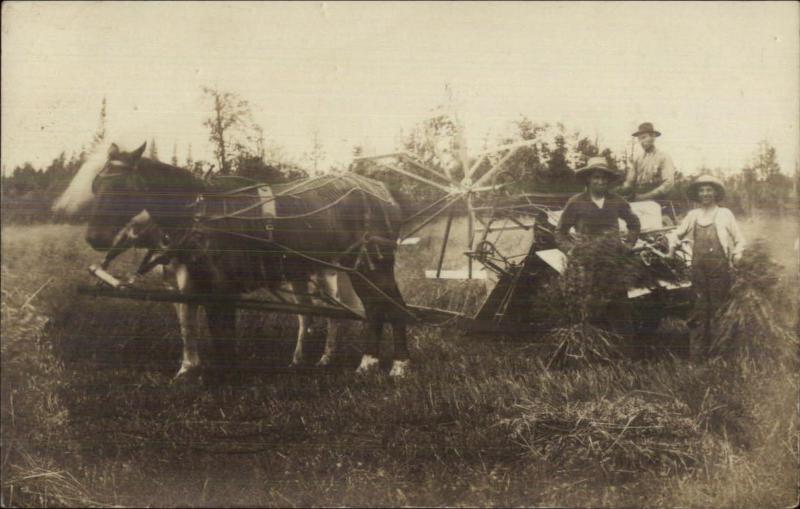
[2,89,798,225]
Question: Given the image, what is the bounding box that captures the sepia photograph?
[1,1,798,507]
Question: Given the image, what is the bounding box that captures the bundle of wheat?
[545,323,623,369]
[710,240,799,362]
[539,234,646,368]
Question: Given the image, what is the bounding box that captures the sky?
[2,1,798,176]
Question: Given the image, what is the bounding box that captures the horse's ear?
[130,142,147,161]
[108,143,120,158]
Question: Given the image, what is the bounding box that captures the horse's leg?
[171,264,203,380]
[356,318,383,374]
[317,269,342,367]
[289,279,314,368]
[317,320,342,368]
[174,302,201,380]
[348,273,383,374]
[205,302,237,375]
[373,263,411,378]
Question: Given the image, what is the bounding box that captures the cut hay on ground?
[503,393,702,476]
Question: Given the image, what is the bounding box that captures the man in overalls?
[669,175,745,361]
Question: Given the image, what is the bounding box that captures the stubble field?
[1,213,798,507]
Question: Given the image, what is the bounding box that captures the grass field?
[1,213,798,507]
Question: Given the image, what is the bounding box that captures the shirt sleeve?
[556,200,578,252]
[622,159,638,189]
[642,153,676,198]
[618,198,641,243]
[667,210,694,248]
[660,153,676,184]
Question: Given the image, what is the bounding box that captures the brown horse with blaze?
[84,142,411,380]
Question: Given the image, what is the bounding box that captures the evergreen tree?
[149,138,159,160]
[185,143,194,169]
[90,96,107,150]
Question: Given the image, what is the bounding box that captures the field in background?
[1,214,798,507]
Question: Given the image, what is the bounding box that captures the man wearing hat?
[556,156,642,350]
[620,122,676,201]
[556,156,641,251]
[668,174,745,361]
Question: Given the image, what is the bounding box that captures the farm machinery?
[353,143,694,334]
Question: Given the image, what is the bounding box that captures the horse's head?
[100,210,160,269]
[85,142,150,250]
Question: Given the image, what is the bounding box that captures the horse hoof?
[172,366,202,385]
[355,354,380,375]
[288,360,306,370]
[389,359,411,378]
[316,354,335,368]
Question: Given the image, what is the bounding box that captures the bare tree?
[202,86,256,175]
[303,128,326,175]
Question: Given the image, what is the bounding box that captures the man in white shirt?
[620,122,676,201]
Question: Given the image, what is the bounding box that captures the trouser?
[688,263,732,361]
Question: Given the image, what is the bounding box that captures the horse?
[99,209,362,374]
[83,142,411,379]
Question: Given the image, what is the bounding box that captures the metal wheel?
[353,137,538,279]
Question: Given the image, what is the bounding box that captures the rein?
[95,164,412,319]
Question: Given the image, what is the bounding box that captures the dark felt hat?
[632,122,661,137]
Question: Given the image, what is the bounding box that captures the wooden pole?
[472,146,521,188]
[77,285,364,321]
[435,204,456,279]
[353,153,452,183]
[400,195,461,241]
[399,153,453,183]
[467,194,475,279]
[380,162,454,193]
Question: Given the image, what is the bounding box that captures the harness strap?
[193,224,416,321]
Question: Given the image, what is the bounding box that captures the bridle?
[91,159,147,195]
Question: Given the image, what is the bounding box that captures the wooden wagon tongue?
[88,264,123,288]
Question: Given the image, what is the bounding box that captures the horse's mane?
[52,147,109,215]
[53,145,203,216]
[137,157,204,194]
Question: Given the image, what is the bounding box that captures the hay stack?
[540,234,639,368]
[710,240,799,362]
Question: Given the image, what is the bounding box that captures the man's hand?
[668,239,691,258]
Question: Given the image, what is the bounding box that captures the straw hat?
[575,156,624,184]
[631,122,661,137]
[686,174,726,202]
